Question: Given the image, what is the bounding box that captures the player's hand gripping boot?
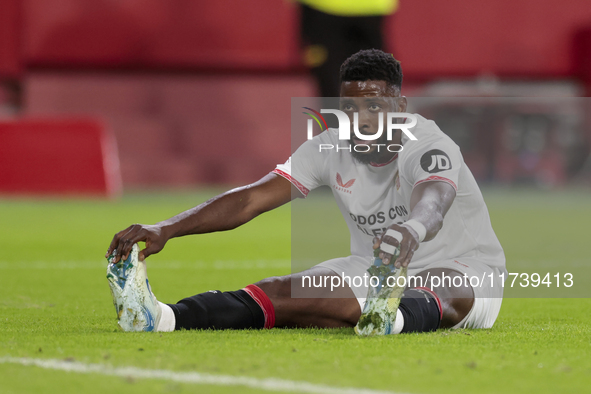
[106,243,161,331]
[355,246,408,336]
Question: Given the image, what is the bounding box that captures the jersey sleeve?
[272,133,331,197]
[401,137,462,191]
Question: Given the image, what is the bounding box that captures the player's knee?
[415,268,475,328]
[436,296,473,328]
[436,282,474,327]
[255,275,291,301]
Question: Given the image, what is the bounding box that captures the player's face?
[339,81,407,165]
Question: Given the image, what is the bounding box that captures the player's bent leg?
[353,258,482,335]
[255,267,361,328]
[404,258,506,331]
[411,268,475,328]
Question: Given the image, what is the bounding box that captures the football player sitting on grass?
[106,49,506,336]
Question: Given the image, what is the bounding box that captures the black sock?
[168,289,265,330]
[399,288,442,333]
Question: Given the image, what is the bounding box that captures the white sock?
[156,302,176,332]
[391,309,405,334]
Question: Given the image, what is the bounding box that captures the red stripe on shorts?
[243,284,276,329]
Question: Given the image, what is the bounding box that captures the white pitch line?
[0,357,407,394]
[0,260,292,270]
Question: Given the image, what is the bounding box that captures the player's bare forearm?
[408,181,456,241]
[107,173,297,263]
[159,173,293,237]
[376,181,456,267]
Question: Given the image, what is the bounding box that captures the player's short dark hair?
[340,49,403,90]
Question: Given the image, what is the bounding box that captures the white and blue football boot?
[106,243,161,332]
[355,248,408,336]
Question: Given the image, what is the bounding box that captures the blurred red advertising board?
[0,118,122,197]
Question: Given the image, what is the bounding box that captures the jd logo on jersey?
[420,149,452,173]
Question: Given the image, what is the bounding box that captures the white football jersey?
[274,114,505,270]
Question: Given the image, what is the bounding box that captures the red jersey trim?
[272,169,310,197]
[414,175,457,191]
[370,153,398,167]
[415,286,443,321]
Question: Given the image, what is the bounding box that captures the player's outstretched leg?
[106,243,175,332]
[106,262,360,331]
[107,243,277,331]
[167,267,357,330]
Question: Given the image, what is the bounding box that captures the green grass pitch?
[1,188,590,393]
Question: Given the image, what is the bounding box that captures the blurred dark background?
[1,0,591,196]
